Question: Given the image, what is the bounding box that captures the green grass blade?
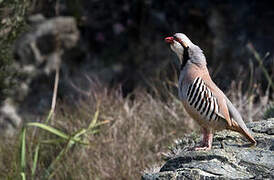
[20,127,26,172]
[88,108,99,129]
[45,129,93,178]
[31,144,40,177]
[72,129,87,139]
[89,129,100,134]
[45,146,67,179]
[247,43,274,90]
[20,172,26,180]
[45,110,54,124]
[41,138,66,144]
[27,122,87,144]
[27,122,69,140]
[93,120,109,128]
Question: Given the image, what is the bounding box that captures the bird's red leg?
[194,128,213,151]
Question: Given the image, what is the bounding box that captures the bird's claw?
[193,145,211,151]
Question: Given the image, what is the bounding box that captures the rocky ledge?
[142,118,274,180]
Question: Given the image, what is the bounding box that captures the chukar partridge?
[165,33,256,150]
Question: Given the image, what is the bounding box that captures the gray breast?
[178,69,188,100]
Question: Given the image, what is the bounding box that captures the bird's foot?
[192,128,213,151]
[193,145,211,151]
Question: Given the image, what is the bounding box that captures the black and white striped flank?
[186,77,219,121]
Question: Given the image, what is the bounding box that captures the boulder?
[142,119,274,179]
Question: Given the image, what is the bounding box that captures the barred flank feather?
[186,77,219,121]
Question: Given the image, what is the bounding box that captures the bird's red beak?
[165,36,174,44]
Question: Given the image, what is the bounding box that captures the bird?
[165,33,256,150]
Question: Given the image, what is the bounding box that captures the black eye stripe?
[173,36,187,48]
[173,36,180,43]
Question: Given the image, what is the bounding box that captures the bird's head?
[165,33,206,68]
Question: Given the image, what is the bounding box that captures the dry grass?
[53,88,190,179]
[227,80,270,122]
[0,80,193,179]
[0,75,272,179]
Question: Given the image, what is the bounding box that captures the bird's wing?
[202,76,256,143]
[204,76,250,131]
[185,76,230,124]
[224,96,251,134]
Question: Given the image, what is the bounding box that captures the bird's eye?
[173,36,179,41]
[173,36,182,44]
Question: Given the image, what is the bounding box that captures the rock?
[14,14,79,72]
[142,119,274,180]
[0,100,22,137]
[0,13,126,136]
[27,14,46,26]
[12,14,80,103]
[0,14,81,136]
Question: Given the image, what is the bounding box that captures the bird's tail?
[229,120,257,145]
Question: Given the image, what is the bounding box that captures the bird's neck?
[179,47,190,70]
[192,61,207,69]
[188,45,207,67]
[180,61,208,75]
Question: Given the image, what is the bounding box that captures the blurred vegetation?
[1,0,274,98]
[0,0,30,100]
[264,103,274,119]
[27,0,274,96]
